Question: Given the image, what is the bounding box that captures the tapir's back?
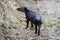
[26,10,42,24]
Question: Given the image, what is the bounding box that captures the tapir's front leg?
[31,21,33,28]
[26,19,29,29]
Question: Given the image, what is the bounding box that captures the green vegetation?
[48,21,53,27]
[57,20,60,23]
[0,14,20,29]
[12,22,20,29]
[0,14,7,28]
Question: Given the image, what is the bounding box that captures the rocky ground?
[0,0,60,40]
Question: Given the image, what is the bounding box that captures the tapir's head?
[16,7,27,12]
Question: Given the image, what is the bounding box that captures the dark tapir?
[16,7,42,35]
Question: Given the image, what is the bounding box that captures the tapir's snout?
[16,8,20,11]
[16,7,25,12]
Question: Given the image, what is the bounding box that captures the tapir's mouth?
[16,8,19,11]
[16,8,24,12]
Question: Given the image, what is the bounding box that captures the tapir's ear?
[24,7,27,10]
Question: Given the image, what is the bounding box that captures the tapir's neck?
[24,8,29,14]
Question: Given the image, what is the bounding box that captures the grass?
[48,21,53,27]
[57,20,60,23]
[12,22,20,29]
[0,14,20,29]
